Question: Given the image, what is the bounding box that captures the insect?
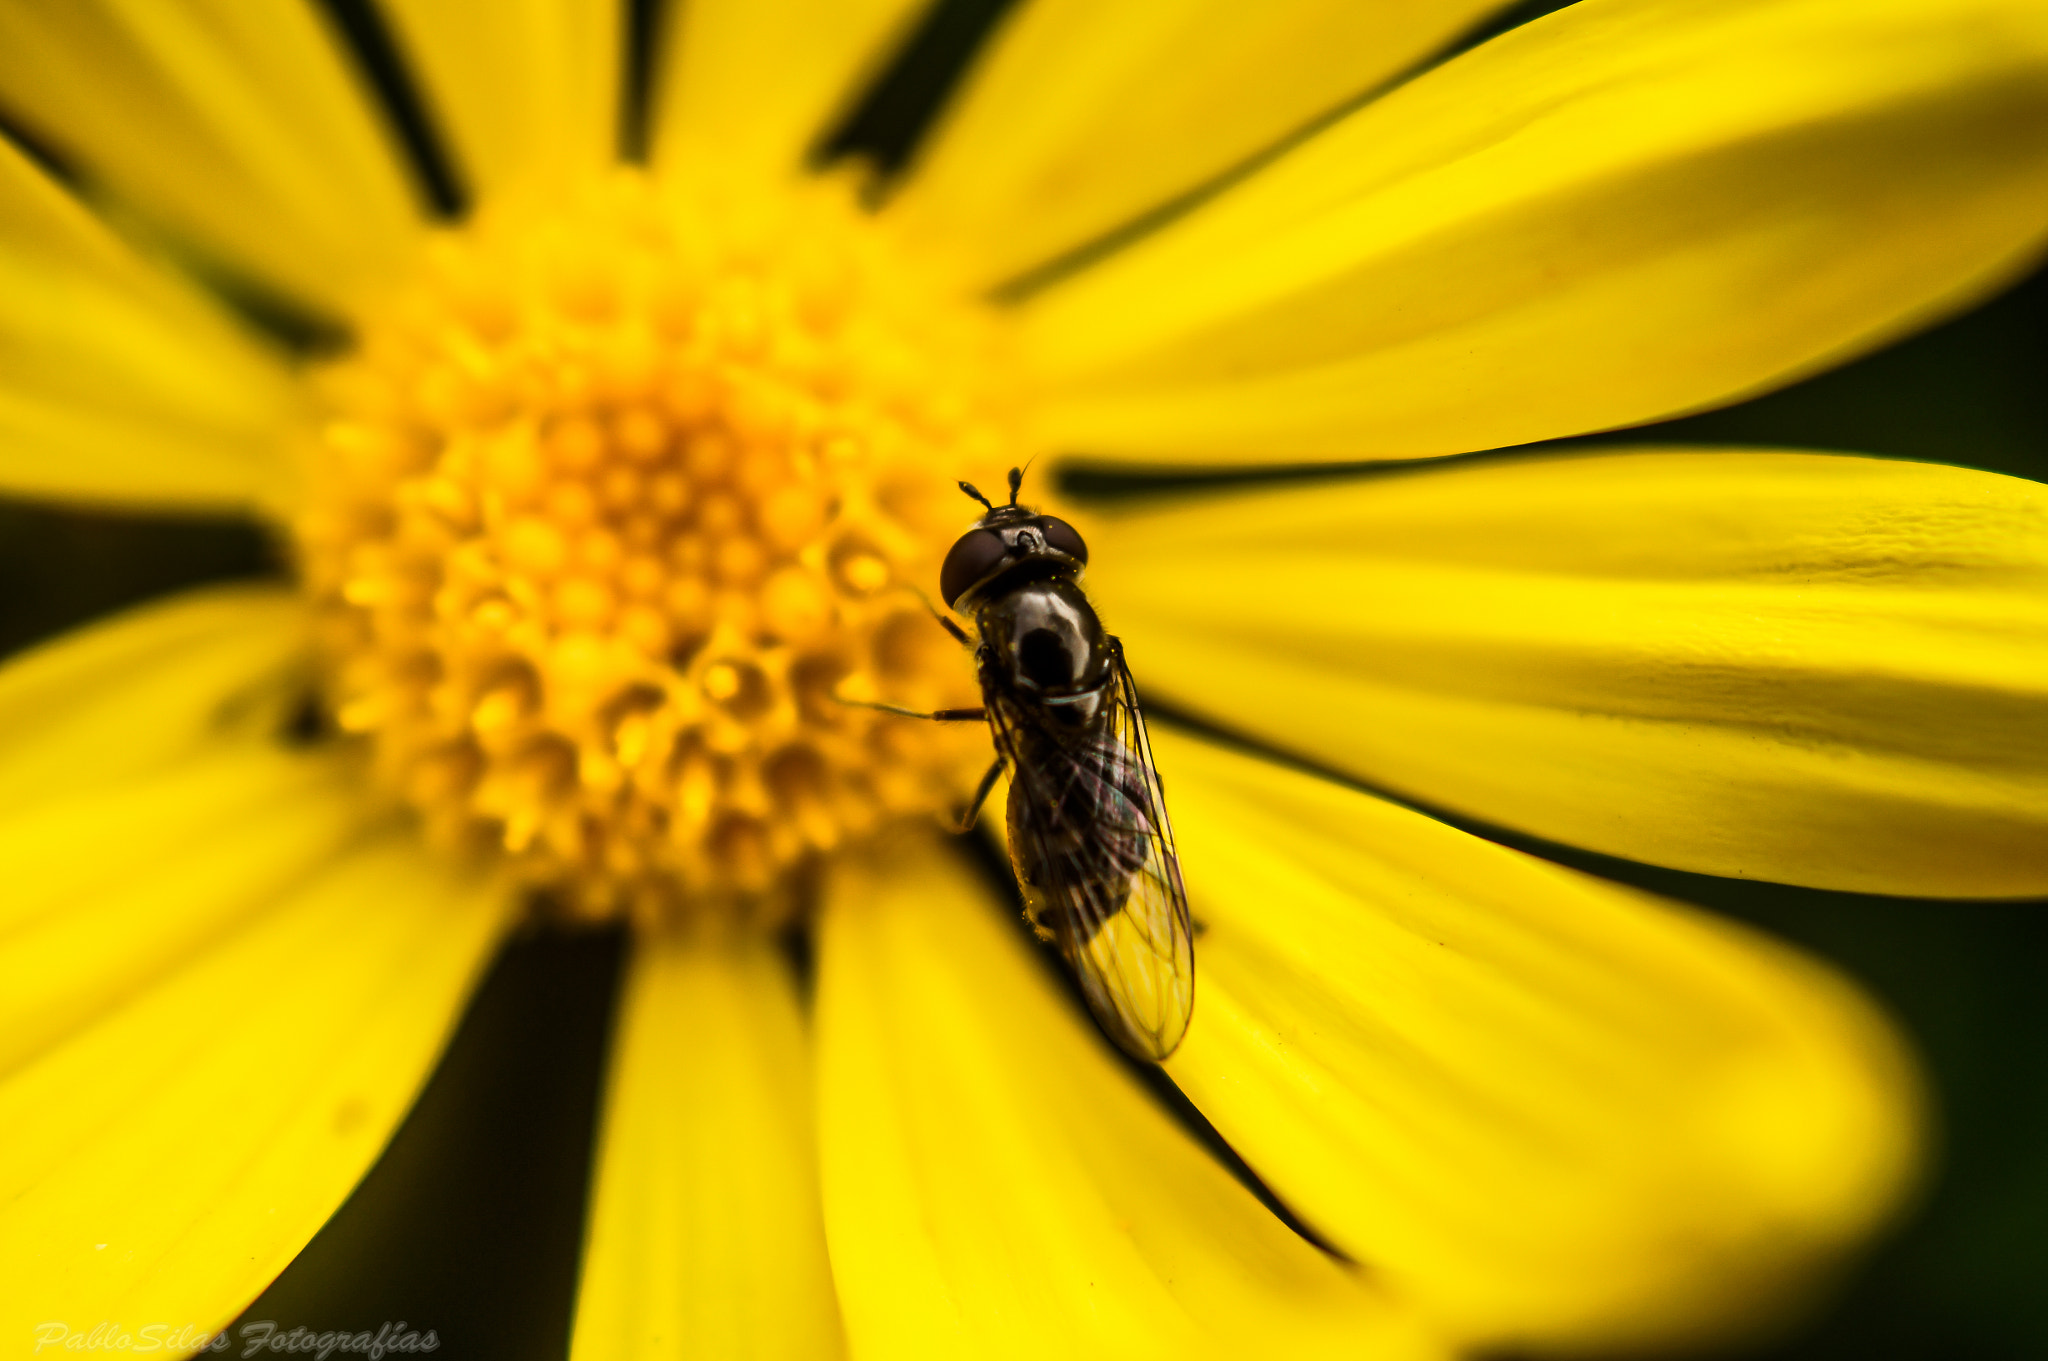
[871,467,1193,1062]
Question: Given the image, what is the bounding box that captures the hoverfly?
[871,467,1193,1062]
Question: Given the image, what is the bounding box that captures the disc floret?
[296,173,1008,921]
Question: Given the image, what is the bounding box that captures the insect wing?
[1074,653,1195,1060]
[992,649,1193,1061]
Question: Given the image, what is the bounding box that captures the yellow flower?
[2,0,2045,1357]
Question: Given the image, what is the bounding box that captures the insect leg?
[924,601,972,647]
[840,697,986,722]
[956,755,1006,832]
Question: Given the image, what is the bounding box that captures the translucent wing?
[990,639,1193,1061]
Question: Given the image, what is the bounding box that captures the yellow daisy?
[3,0,2046,1356]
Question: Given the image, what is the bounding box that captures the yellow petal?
[571,927,841,1361]
[650,0,924,191]
[814,834,1445,1361]
[0,139,300,510]
[886,0,1510,290]
[1152,727,1921,1353]
[0,0,425,314]
[0,585,309,819]
[0,746,370,1084]
[1088,450,2048,897]
[382,0,619,203]
[0,822,512,1339]
[1019,0,2048,463]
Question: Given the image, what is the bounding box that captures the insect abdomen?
[1006,729,1151,947]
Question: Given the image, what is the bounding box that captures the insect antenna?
[1006,466,1023,505]
[958,480,994,511]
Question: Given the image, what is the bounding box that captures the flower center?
[295,173,1009,922]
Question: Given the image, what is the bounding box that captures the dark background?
[2,0,2042,1356]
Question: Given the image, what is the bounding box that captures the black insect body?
[889,467,1194,1062]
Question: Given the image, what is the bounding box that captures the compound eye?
[940,529,1008,607]
[1039,516,1088,565]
